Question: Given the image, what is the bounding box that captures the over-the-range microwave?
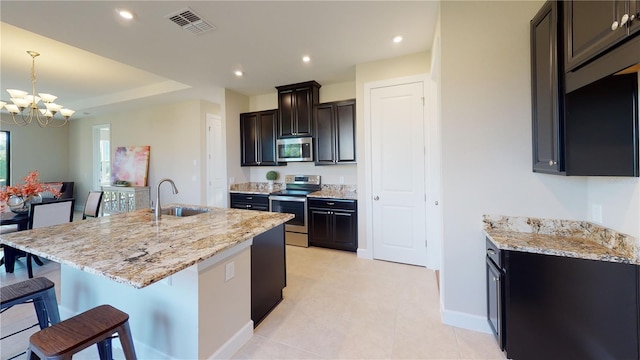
[276,137,313,162]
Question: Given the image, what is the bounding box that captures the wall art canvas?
[111,146,150,186]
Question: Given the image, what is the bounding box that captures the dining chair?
[25,198,75,278]
[82,191,104,220]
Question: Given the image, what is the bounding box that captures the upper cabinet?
[314,99,356,165]
[531,1,564,174]
[240,109,282,166]
[276,81,320,138]
[565,0,640,71]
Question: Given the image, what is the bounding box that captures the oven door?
[269,195,307,233]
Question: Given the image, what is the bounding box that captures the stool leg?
[32,297,49,329]
[41,287,61,325]
[116,322,138,360]
[97,338,113,360]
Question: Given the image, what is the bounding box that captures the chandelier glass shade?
[0,51,75,128]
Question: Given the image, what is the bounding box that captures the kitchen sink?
[160,206,210,217]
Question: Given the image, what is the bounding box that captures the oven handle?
[269,195,307,202]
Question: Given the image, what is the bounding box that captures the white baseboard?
[357,247,372,260]
[441,308,492,334]
[208,320,254,359]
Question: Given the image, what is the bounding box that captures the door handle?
[373,196,379,200]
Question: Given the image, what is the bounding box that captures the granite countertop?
[0,204,293,288]
[229,182,281,195]
[484,215,640,264]
[230,182,357,200]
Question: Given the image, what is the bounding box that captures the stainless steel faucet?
[155,178,179,220]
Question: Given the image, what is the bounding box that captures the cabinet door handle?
[493,276,499,282]
[246,205,252,208]
[373,196,379,201]
[246,197,253,200]
[611,20,620,30]
[326,202,335,206]
[487,249,496,255]
[621,13,630,26]
[548,160,557,166]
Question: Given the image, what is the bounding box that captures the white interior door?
[370,80,427,266]
[206,114,226,208]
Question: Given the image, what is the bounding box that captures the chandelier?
[0,51,75,128]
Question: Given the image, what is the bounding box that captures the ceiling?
[0,1,439,119]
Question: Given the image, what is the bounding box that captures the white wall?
[439,1,589,330]
[69,100,220,209]
[1,114,70,184]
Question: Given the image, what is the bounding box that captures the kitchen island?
[0,204,293,359]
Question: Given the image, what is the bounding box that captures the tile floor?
[1,241,505,359]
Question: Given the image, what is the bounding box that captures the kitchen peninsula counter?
[1,204,293,288]
[1,205,293,359]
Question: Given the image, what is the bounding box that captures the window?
[0,131,9,187]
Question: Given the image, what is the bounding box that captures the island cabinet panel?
[503,250,640,360]
[240,109,281,166]
[101,186,150,215]
[314,99,356,165]
[251,224,286,327]
[276,81,320,138]
[531,1,564,174]
[308,198,357,252]
[230,193,269,211]
[564,0,635,72]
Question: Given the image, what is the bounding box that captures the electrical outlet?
[225,261,235,282]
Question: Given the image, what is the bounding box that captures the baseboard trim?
[357,247,372,260]
[441,308,492,334]
[208,320,254,359]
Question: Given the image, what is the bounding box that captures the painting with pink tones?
[111,146,150,186]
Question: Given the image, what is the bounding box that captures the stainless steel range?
[269,175,321,247]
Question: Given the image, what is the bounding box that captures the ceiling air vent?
[167,8,216,35]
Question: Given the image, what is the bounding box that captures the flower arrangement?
[0,171,61,212]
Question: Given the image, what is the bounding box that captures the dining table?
[1,210,30,273]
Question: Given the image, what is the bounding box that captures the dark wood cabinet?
[565,0,640,71]
[503,250,640,360]
[251,224,286,327]
[240,109,281,166]
[564,73,639,176]
[276,81,320,138]
[230,193,269,211]
[315,99,356,165]
[531,1,564,174]
[308,198,357,252]
[485,239,504,350]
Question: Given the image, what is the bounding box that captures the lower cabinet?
[251,224,286,327]
[487,237,640,359]
[308,198,357,252]
[229,193,269,211]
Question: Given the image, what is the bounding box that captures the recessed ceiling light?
[117,9,134,20]
[393,35,403,43]
[234,70,243,77]
[302,56,311,63]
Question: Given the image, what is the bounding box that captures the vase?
[8,194,42,215]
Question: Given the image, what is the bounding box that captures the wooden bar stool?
[26,304,137,360]
[1,277,61,329]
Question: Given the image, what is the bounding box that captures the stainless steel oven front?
[269,195,308,247]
